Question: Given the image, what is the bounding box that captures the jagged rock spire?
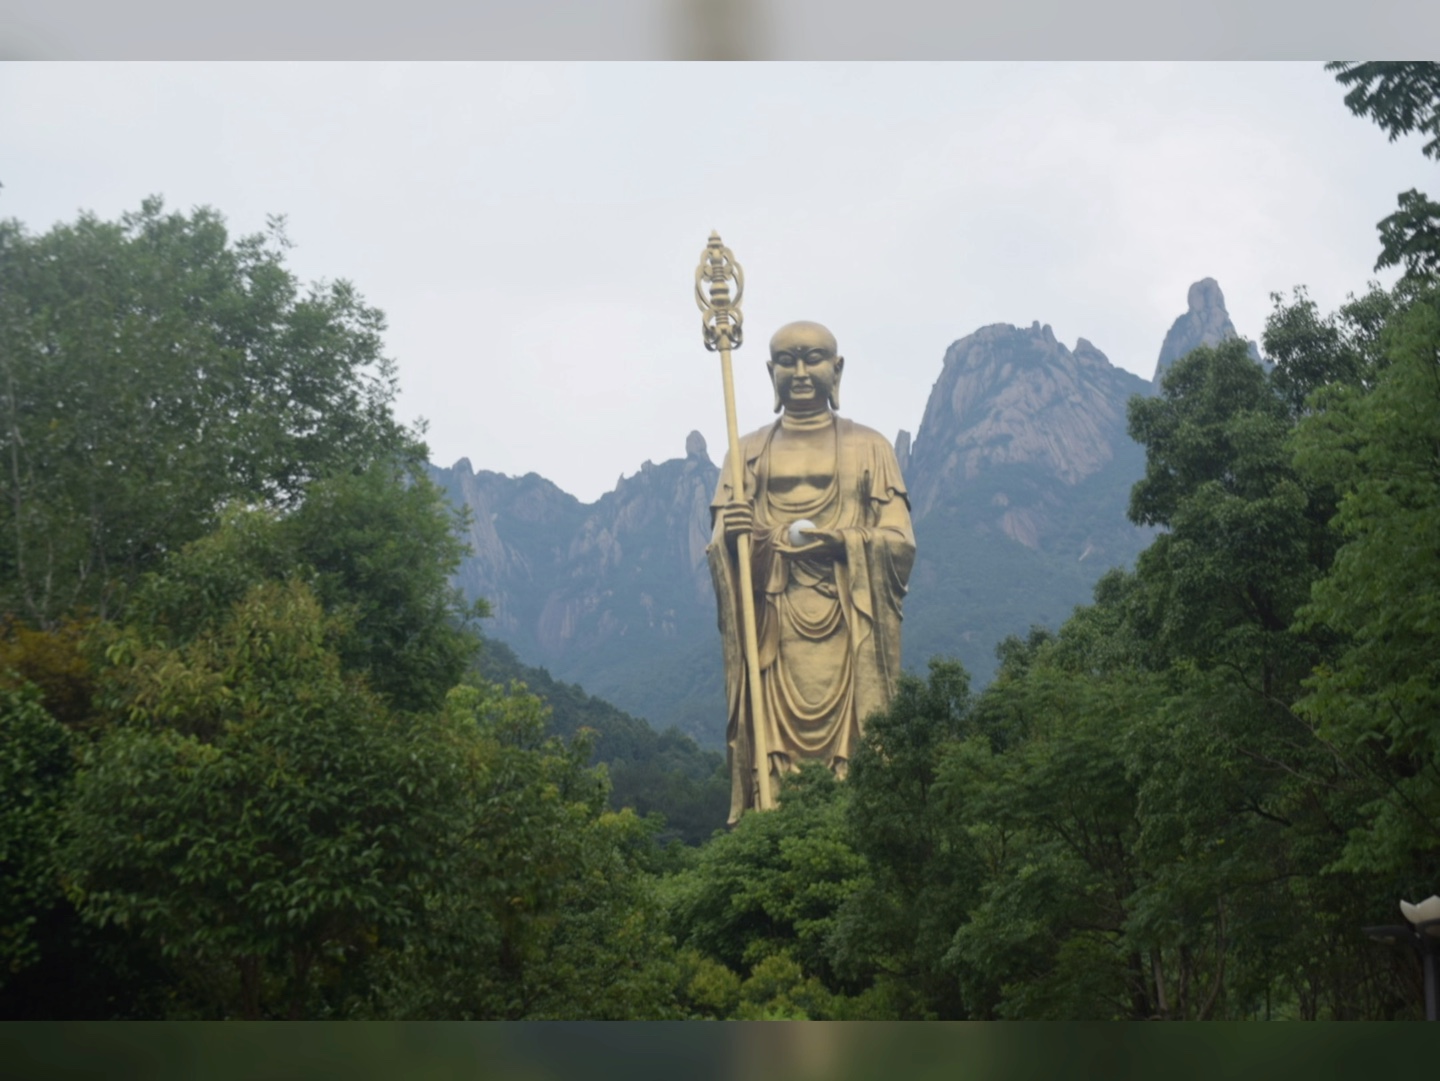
[1152,278,1262,388]
[685,430,710,462]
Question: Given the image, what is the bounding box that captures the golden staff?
[695,232,774,812]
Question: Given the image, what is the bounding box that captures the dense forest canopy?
[3,62,1440,1018]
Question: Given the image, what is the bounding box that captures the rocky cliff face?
[439,281,1259,748]
[1152,278,1262,388]
[908,322,1149,533]
[433,462,587,644]
[429,433,722,738]
[898,322,1153,679]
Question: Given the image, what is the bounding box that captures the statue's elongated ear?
[829,356,844,411]
[768,360,782,413]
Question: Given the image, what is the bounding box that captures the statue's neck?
[780,408,835,432]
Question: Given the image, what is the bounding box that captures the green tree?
[944,664,1159,1020]
[58,562,677,1019]
[0,198,412,627]
[1291,284,1440,881]
[829,659,979,1019]
[282,463,481,713]
[0,684,72,987]
[665,765,867,1018]
[1126,337,1326,694]
[1374,189,1440,280]
[367,680,682,1020]
[61,579,465,1019]
[1118,332,1396,1018]
[127,487,479,716]
[1262,284,1396,414]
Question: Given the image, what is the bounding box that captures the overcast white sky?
[3,62,1435,502]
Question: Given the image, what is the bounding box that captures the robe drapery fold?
[707,415,916,824]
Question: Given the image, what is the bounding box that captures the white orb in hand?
[788,519,816,546]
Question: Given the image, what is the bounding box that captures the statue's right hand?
[720,501,755,547]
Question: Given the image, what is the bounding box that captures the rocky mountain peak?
[685,430,710,462]
[905,321,1149,522]
[1152,277,1262,386]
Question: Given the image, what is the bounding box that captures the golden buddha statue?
[707,320,916,824]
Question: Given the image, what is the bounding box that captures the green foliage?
[272,463,481,713]
[0,617,101,731]
[944,663,1154,1020]
[0,684,73,985]
[0,198,410,627]
[1374,190,1440,280]
[0,198,695,1020]
[54,575,678,1020]
[1326,63,1440,278]
[1108,321,1409,1018]
[366,680,681,1020]
[475,633,728,846]
[665,765,867,1017]
[127,469,481,716]
[1291,284,1440,878]
[1262,284,1394,414]
[673,947,743,1018]
[1326,62,1440,161]
[1126,339,1326,691]
[61,580,463,1019]
[828,660,977,1018]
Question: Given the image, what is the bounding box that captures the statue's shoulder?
[737,421,778,458]
[836,416,896,451]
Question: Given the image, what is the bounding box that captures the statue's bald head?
[767,321,844,414]
[769,321,838,358]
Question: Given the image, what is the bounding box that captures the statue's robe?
[707,413,916,824]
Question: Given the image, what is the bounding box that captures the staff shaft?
[718,340,774,812]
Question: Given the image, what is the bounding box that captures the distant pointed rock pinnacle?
[1152,278,1262,387]
[686,430,709,462]
[894,430,912,478]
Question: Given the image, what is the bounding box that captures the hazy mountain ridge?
[437,282,1260,748]
[429,434,724,739]
[433,464,587,647]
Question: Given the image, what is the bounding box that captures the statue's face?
[768,322,843,413]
